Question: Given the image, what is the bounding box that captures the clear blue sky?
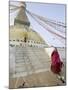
[10,1,66,47]
[26,2,66,47]
[26,2,65,22]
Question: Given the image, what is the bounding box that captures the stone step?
[14,46,50,77]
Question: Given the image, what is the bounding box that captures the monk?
[51,47,65,83]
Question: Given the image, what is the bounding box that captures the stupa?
[9,2,65,88]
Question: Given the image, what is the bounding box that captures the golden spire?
[14,2,30,26]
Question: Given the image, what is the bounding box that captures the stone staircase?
[13,46,50,77]
[9,46,66,88]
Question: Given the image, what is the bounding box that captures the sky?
[10,1,66,47]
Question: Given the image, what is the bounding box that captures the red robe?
[51,50,63,74]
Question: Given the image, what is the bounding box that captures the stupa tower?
[9,2,64,89]
[14,2,30,26]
